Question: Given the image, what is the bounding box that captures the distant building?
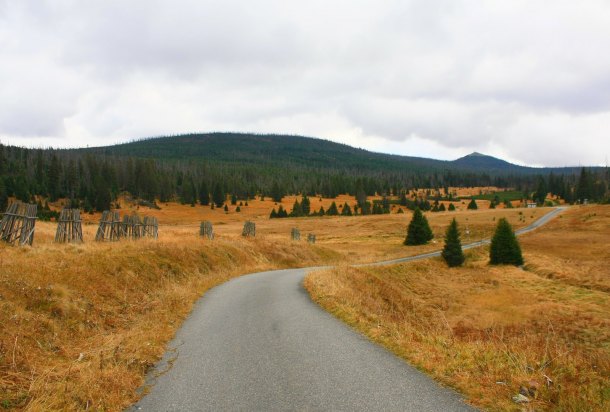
[526,202,537,208]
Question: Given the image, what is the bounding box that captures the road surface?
[132,207,565,411]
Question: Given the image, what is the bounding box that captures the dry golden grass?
[0,223,338,411]
[0,194,578,410]
[305,205,610,411]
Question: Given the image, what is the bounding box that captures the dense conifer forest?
[0,133,608,214]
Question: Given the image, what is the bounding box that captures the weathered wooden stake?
[95,210,121,241]
[0,201,37,246]
[200,221,214,240]
[55,208,83,243]
[242,221,256,237]
[142,216,158,239]
[307,234,316,244]
[291,228,301,241]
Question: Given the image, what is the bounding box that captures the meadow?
[0,192,601,410]
[305,205,610,411]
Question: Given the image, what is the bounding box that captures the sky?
[1,1,609,167]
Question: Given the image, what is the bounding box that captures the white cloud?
[0,0,609,166]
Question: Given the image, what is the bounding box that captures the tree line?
[0,142,608,217]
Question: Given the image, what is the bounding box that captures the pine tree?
[270,208,278,219]
[271,181,284,202]
[327,201,339,216]
[318,206,325,216]
[439,203,446,211]
[199,181,210,205]
[0,178,7,212]
[236,206,241,212]
[224,204,229,213]
[213,183,225,207]
[301,195,311,215]
[467,198,478,210]
[534,176,548,205]
[290,199,302,217]
[277,205,288,218]
[441,218,465,267]
[231,194,237,205]
[489,218,524,266]
[404,208,433,245]
[448,203,456,211]
[341,202,352,216]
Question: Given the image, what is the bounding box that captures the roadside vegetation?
[305,205,610,411]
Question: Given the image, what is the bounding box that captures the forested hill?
[0,132,607,213]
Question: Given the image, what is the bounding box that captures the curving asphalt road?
[131,207,565,412]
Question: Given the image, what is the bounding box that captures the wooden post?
[242,221,255,237]
[96,210,121,241]
[0,201,37,246]
[307,234,316,244]
[200,221,214,240]
[55,208,83,243]
[291,228,301,241]
[142,216,158,239]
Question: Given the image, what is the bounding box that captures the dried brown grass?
[0,223,336,411]
[305,205,610,411]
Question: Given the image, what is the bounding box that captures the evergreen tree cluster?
[0,136,607,215]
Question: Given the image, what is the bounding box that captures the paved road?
[132,207,565,412]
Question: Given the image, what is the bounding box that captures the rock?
[512,394,530,404]
[528,380,540,397]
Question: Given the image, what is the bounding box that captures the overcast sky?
[1,1,609,166]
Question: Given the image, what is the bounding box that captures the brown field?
[305,205,610,411]
[0,193,589,411]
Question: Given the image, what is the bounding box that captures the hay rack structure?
[291,228,301,241]
[0,201,37,246]
[55,208,83,243]
[200,221,214,240]
[242,221,256,237]
[95,211,122,241]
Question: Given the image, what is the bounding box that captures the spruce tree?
[270,208,278,219]
[326,201,338,216]
[439,203,446,211]
[199,181,210,206]
[278,205,288,218]
[404,208,433,245]
[231,194,237,205]
[448,203,456,211]
[213,183,225,207]
[441,218,465,267]
[301,195,311,215]
[341,202,352,216]
[0,178,7,212]
[489,218,524,266]
[467,198,478,210]
[318,206,325,216]
[290,199,302,217]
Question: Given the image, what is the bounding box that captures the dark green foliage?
[318,206,325,216]
[301,195,311,215]
[199,181,210,205]
[441,218,465,267]
[341,202,352,216]
[0,178,7,212]
[213,183,225,207]
[448,203,456,211]
[277,205,288,218]
[404,208,433,246]
[0,133,606,212]
[271,181,284,202]
[231,194,237,205]
[270,208,278,218]
[438,203,446,211]
[489,218,524,266]
[467,198,478,210]
[327,201,339,216]
[290,199,303,217]
[236,206,241,212]
[396,208,404,214]
[224,204,229,212]
[534,176,548,205]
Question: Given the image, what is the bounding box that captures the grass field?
[305,205,610,411]
[0,193,596,411]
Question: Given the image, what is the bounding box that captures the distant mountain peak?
[452,151,515,170]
